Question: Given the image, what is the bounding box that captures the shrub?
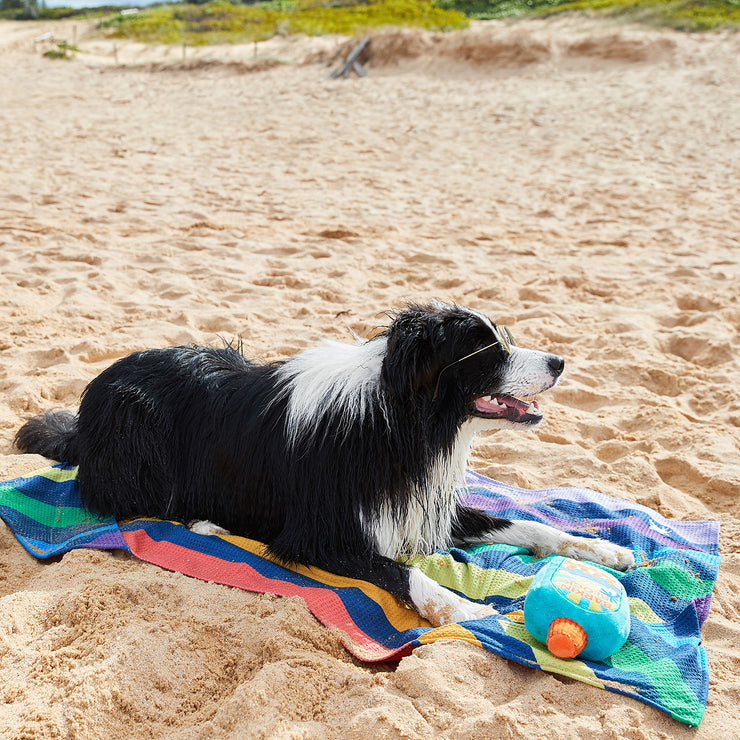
[100,0,469,45]
[438,0,740,28]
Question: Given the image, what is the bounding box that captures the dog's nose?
[548,355,565,377]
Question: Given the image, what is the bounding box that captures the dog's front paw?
[563,537,636,571]
[188,520,231,536]
[409,568,498,626]
[443,598,499,626]
[421,593,498,627]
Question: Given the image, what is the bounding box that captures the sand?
[0,15,738,739]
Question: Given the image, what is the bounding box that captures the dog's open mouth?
[472,394,543,424]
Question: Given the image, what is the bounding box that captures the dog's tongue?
[474,395,538,420]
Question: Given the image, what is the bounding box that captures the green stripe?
[0,486,108,528]
[408,548,533,601]
[647,561,714,599]
[504,621,604,687]
[608,641,704,725]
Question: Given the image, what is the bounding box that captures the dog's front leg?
[321,553,497,627]
[452,505,635,571]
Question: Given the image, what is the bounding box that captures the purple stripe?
[464,471,720,548]
[692,594,713,626]
[462,492,710,551]
[86,530,128,550]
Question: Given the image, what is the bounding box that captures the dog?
[15,301,635,626]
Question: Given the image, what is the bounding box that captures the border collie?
[15,302,634,626]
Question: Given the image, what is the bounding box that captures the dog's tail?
[14,410,80,464]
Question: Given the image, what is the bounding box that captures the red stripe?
[121,528,410,661]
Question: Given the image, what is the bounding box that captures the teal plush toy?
[524,555,631,661]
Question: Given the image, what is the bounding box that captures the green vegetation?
[5,0,737,38]
[0,0,120,20]
[555,0,740,31]
[42,41,79,57]
[1,0,40,19]
[100,0,469,46]
[439,0,740,30]
[98,0,740,43]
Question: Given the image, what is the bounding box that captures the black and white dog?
[15,301,634,625]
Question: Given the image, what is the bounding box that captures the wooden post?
[327,38,370,79]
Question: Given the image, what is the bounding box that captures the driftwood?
[326,38,370,79]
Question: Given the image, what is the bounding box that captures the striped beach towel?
[0,464,719,727]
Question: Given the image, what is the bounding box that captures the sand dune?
[0,16,738,738]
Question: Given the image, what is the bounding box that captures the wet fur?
[15,302,633,625]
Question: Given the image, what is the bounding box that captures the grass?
[13,0,736,46]
[42,41,79,58]
[100,0,469,46]
[0,4,121,20]
[438,0,740,29]
[544,0,740,32]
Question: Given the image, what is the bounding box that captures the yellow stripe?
[504,621,604,688]
[627,597,663,624]
[22,465,78,483]
[417,623,482,648]
[219,535,429,632]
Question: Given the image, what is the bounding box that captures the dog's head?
[381,301,564,428]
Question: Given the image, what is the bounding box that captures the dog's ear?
[381,307,446,398]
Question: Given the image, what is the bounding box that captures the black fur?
[14,410,79,462]
[15,303,562,611]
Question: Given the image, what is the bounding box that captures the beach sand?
[0,16,738,738]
